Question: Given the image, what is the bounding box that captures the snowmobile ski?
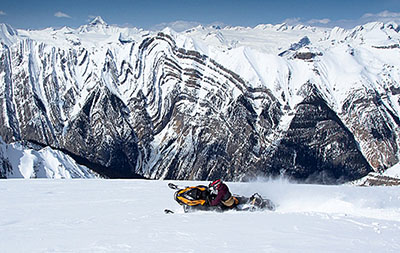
[168,183,180,190]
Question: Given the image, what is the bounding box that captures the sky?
[0,0,400,31]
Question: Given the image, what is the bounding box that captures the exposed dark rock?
[279,36,310,57]
[293,52,322,60]
[265,86,372,183]
[0,155,12,179]
[341,88,399,171]
[63,87,141,178]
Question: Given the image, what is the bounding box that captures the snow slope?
[0,138,99,179]
[173,22,400,109]
[1,179,399,252]
[385,163,400,178]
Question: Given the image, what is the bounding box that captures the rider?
[208,179,237,209]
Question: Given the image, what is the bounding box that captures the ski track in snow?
[1,179,399,252]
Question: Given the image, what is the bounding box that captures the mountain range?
[1,17,400,183]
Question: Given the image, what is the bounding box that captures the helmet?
[209,179,222,193]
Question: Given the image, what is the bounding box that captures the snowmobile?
[165,183,275,213]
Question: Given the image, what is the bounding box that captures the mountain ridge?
[1,19,400,182]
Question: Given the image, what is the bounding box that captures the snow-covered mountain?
[0,137,99,178]
[1,17,400,182]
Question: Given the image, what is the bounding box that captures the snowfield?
[1,179,400,252]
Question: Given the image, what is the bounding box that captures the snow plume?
[0,10,6,16]
[54,11,71,18]
[229,179,400,221]
[247,175,294,185]
[248,170,349,185]
[274,184,400,221]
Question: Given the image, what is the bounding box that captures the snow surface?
[384,164,400,178]
[0,138,99,179]
[1,179,399,252]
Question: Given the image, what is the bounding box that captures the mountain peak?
[0,23,18,45]
[89,16,107,26]
[0,23,17,35]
